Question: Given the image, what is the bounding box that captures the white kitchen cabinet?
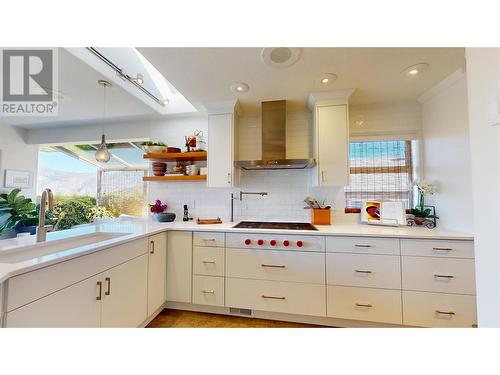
[147,232,168,316]
[101,254,148,328]
[5,275,102,328]
[312,104,349,187]
[207,112,239,187]
[166,231,193,303]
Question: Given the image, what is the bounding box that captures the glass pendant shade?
[95,134,111,162]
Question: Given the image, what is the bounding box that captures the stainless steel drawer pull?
[433,247,453,251]
[355,303,373,308]
[201,289,215,294]
[261,264,286,268]
[105,277,111,295]
[202,260,216,264]
[355,269,372,274]
[435,310,455,316]
[96,281,102,301]
[261,295,286,300]
[434,274,455,279]
[355,244,372,248]
[203,238,216,242]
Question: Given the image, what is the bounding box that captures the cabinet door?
[101,254,148,328]
[208,113,237,187]
[147,232,168,316]
[314,105,349,187]
[166,231,193,303]
[5,275,102,328]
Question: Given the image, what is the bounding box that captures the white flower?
[414,180,436,195]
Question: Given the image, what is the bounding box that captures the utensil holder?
[312,208,331,225]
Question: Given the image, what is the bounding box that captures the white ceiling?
[4,47,465,129]
[139,47,465,112]
[3,48,159,129]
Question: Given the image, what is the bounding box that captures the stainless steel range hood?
[234,100,316,170]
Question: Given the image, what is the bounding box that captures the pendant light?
[95,79,112,163]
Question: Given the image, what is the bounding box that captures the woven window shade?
[344,140,413,210]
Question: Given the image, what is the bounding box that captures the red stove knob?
[270,240,277,246]
[296,241,303,248]
[257,239,264,245]
[245,239,251,245]
[283,240,290,247]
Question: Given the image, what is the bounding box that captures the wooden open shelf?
[143,151,207,162]
[143,175,207,182]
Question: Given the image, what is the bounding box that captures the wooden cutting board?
[197,217,222,224]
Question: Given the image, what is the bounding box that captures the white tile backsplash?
[148,168,352,223]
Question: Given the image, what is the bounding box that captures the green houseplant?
[0,188,38,235]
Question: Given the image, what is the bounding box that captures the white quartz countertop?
[0,219,473,284]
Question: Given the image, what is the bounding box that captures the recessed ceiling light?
[316,73,337,85]
[230,82,249,93]
[401,63,429,77]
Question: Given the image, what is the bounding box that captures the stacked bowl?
[152,162,167,176]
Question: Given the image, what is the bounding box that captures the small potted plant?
[408,181,439,228]
[149,200,176,222]
[141,141,168,153]
[0,188,38,236]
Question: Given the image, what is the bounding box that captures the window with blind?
[344,140,414,212]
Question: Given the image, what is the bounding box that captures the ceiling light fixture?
[95,79,112,163]
[160,99,170,107]
[401,63,429,77]
[317,73,338,85]
[132,73,144,85]
[230,82,249,93]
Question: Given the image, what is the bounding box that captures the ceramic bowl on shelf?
[147,145,167,153]
[152,162,167,176]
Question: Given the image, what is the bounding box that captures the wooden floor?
[147,309,324,328]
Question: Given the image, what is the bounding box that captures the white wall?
[0,121,39,199]
[0,121,39,239]
[419,70,474,233]
[465,48,500,327]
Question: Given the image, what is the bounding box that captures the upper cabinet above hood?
[234,100,316,170]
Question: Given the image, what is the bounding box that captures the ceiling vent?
[261,47,301,69]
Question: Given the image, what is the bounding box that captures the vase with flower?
[407,181,439,228]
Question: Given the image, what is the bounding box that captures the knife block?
[311,208,331,225]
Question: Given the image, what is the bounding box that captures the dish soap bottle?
[183,204,189,222]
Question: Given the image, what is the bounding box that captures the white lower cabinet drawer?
[327,253,401,289]
[403,291,477,327]
[401,239,474,258]
[192,275,224,307]
[326,236,400,255]
[402,256,476,295]
[193,246,225,277]
[225,278,326,317]
[193,232,225,248]
[226,249,325,284]
[327,286,402,325]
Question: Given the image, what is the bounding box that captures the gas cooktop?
[232,221,318,231]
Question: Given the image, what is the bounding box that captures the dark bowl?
[155,212,176,222]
